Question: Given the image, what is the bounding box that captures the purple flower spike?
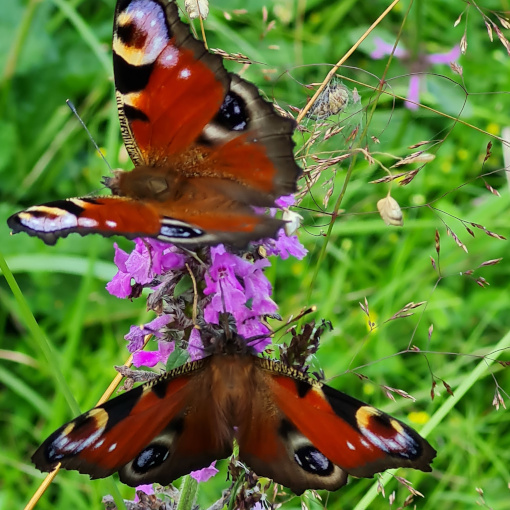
[265,229,308,260]
[240,259,277,316]
[106,243,134,298]
[370,37,408,59]
[242,319,272,352]
[188,328,206,361]
[405,74,422,110]
[427,45,461,64]
[203,246,249,323]
[275,194,296,208]
[190,461,218,482]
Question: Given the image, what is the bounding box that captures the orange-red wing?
[32,368,192,478]
[6,192,284,247]
[113,0,226,165]
[234,360,348,494]
[31,358,231,485]
[269,374,436,478]
[8,0,301,248]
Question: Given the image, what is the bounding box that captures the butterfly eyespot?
[133,444,170,473]
[294,445,334,476]
[216,92,249,131]
[116,21,140,47]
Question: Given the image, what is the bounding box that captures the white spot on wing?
[347,441,356,450]
[61,214,79,228]
[19,207,78,232]
[108,443,117,452]
[78,218,99,228]
[179,68,191,79]
[79,427,106,452]
[106,220,117,228]
[160,45,179,68]
[54,435,70,449]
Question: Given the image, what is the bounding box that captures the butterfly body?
[8,0,301,247]
[33,338,435,494]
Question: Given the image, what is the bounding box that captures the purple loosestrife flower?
[203,245,282,349]
[107,209,306,493]
[132,339,174,368]
[265,196,308,260]
[188,327,205,361]
[370,37,461,110]
[109,230,306,363]
[264,228,308,260]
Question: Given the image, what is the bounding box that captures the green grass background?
[1,0,510,508]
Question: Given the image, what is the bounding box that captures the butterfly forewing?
[113,0,228,163]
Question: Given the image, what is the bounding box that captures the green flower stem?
[177,475,199,510]
[227,474,245,510]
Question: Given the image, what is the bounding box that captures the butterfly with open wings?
[33,324,436,495]
[7,0,301,248]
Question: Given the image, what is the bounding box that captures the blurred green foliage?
[1,0,510,509]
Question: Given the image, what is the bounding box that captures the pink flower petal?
[370,36,408,59]
[190,461,218,482]
[134,484,154,502]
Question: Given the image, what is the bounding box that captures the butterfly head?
[102,168,178,201]
[194,313,260,358]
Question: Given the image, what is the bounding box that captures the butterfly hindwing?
[236,361,348,494]
[259,359,436,486]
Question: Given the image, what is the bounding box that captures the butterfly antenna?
[66,99,113,172]
[274,305,317,337]
[248,305,317,350]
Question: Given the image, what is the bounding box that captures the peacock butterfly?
[32,327,436,495]
[7,0,301,248]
